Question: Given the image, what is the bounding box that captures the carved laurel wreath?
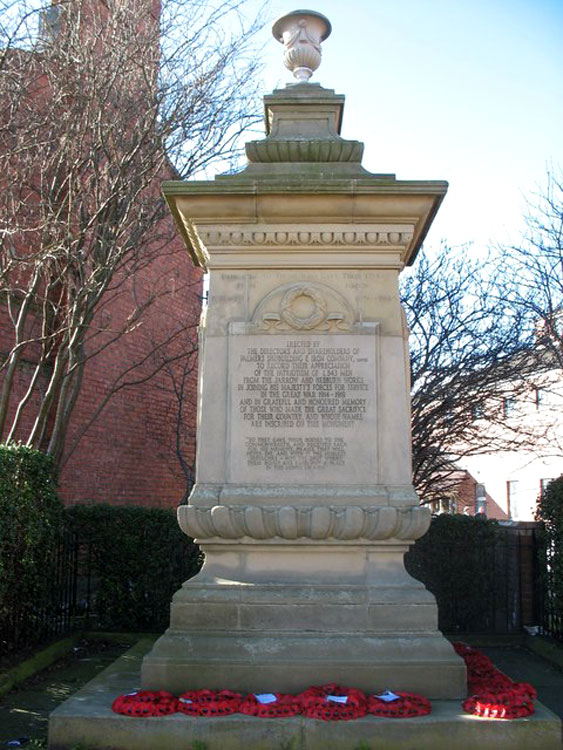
[280,285,327,330]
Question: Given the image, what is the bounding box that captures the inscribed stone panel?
[228,334,377,484]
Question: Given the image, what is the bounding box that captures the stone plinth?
[49,641,562,750]
[141,75,466,699]
[143,543,462,697]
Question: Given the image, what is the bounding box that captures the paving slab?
[0,638,132,745]
[483,644,563,720]
[49,640,563,750]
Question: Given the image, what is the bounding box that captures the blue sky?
[235,0,563,251]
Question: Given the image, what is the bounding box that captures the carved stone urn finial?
[272,9,332,82]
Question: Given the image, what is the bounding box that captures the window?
[507,480,519,520]
[475,483,487,515]
[430,497,456,515]
[540,478,554,496]
[38,5,61,44]
[535,387,558,408]
[503,397,517,418]
[471,403,484,419]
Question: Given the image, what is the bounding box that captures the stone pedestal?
[141,75,466,698]
[143,543,462,697]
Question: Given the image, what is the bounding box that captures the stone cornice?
[163,180,447,271]
[200,225,413,247]
[163,178,448,196]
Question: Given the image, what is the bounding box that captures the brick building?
[0,1,202,507]
[428,353,563,521]
[458,364,563,521]
[55,240,202,507]
[0,203,202,509]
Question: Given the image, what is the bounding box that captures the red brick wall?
[0,216,202,508]
[58,222,202,507]
[0,7,202,507]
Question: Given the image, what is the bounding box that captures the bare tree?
[402,244,546,500]
[146,329,200,502]
[0,0,264,465]
[505,170,563,367]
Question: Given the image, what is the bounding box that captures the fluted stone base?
[141,542,466,698]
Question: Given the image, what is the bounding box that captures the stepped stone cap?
[272,9,332,82]
[244,82,365,168]
[160,9,448,270]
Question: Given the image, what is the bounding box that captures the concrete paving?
[483,644,563,720]
[0,638,131,746]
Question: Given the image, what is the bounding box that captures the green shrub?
[0,445,63,650]
[66,504,203,631]
[0,446,202,650]
[536,475,563,633]
[405,514,499,633]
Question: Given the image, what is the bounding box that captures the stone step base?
[141,568,467,699]
[48,640,561,750]
[141,630,466,698]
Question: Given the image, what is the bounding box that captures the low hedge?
[66,504,203,632]
[0,445,63,653]
[0,444,203,651]
[405,514,501,633]
[536,476,563,635]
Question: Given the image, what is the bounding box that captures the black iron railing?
[2,518,561,657]
[539,533,563,641]
[406,520,550,637]
[1,528,200,656]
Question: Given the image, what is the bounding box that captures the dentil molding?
[199,225,414,248]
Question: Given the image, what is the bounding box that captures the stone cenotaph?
[141,10,466,698]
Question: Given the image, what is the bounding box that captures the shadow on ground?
[0,640,130,748]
